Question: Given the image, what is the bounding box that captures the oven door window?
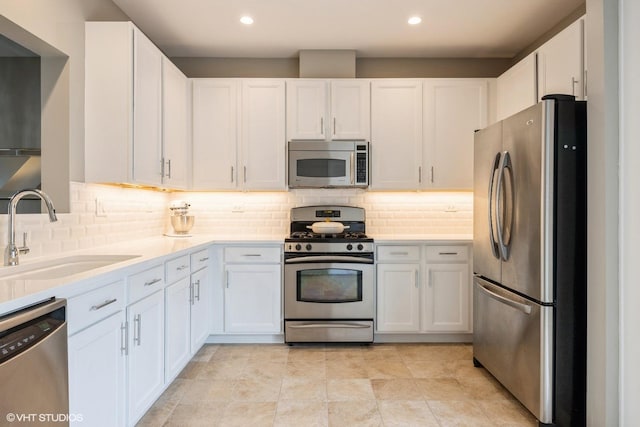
[296,158,346,178]
[297,268,362,303]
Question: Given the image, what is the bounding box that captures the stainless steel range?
[284,206,374,343]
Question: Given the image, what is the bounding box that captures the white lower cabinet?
[376,243,472,337]
[127,289,165,425]
[190,265,211,352]
[164,276,191,382]
[68,311,126,427]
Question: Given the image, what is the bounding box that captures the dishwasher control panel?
[0,315,63,363]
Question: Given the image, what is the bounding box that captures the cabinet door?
[331,80,370,140]
[376,263,421,332]
[423,263,470,332]
[537,18,585,100]
[132,28,163,186]
[192,79,238,190]
[224,264,281,333]
[370,80,423,190]
[191,267,211,353]
[286,80,327,140]
[68,312,126,427]
[496,52,537,121]
[164,277,191,382]
[241,79,286,190]
[127,290,165,425]
[162,58,189,189]
[423,79,488,190]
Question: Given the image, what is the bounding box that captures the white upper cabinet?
[241,79,287,190]
[161,58,190,189]
[192,79,239,190]
[192,79,286,190]
[287,80,327,140]
[85,22,187,188]
[496,52,538,121]
[423,79,488,190]
[537,17,585,101]
[287,79,370,141]
[370,80,423,190]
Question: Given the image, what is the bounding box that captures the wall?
[585,0,620,425]
[172,56,512,79]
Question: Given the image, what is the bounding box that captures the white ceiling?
[111,0,584,59]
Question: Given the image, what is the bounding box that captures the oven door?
[289,150,354,188]
[284,258,374,319]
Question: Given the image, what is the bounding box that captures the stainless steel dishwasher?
[0,298,69,426]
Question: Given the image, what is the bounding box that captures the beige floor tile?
[200,358,248,380]
[287,348,327,363]
[404,359,458,378]
[365,360,413,379]
[274,400,328,427]
[361,345,403,361]
[285,361,326,379]
[450,359,496,381]
[191,344,220,362]
[328,400,383,427]
[181,379,235,402]
[164,402,228,427]
[231,378,282,402]
[398,343,473,362]
[457,376,513,400]
[324,346,366,362]
[327,379,376,401]
[136,403,174,426]
[326,359,369,379]
[280,377,327,400]
[178,361,207,379]
[371,379,423,400]
[210,344,257,360]
[428,400,494,426]
[220,401,277,427]
[242,360,288,380]
[477,399,539,426]
[414,378,470,400]
[377,400,440,426]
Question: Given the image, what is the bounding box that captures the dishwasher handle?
[0,298,66,331]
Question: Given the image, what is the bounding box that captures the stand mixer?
[168,200,194,236]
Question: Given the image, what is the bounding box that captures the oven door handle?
[285,255,374,264]
[288,323,372,329]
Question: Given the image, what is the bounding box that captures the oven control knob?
[357,244,364,251]
[346,244,353,251]
[305,244,313,251]
[295,244,302,251]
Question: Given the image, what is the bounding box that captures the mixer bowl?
[171,215,194,234]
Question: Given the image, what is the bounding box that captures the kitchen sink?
[0,254,141,280]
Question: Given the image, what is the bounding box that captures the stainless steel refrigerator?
[473,94,586,426]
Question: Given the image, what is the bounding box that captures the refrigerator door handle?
[496,150,514,261]
[488,152,501,259]
[476,280,532,315]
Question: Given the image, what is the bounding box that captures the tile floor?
[137,343,537,426]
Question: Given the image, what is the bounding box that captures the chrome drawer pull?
[144,278,162,286]
[390,251,409,256]
[90,298,118,311]
[438,252,459,256]
[198,257,209,262]
[243,254,262,257]
[177,264,189,271]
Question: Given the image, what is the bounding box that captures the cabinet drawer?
[166,254,190,283]
[68,280,125,335]
[224,246,281,263]
[190,249,210,272]
[376,245,421,262]
[425,245,469,262]
[128,264,165,303]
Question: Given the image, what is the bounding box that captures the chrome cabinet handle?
[199,257,209,262]
[177,264,189,271]
[160,158,165,178]
[430,166,434,183]
[189,282,194,305]
[120,322,128,355]
[333,117,336,135]
[225,271,229,288]
[194,279,201,302]
[231,166,234,183]
[243,254,262,257]
[144,278,162,287]
[438,252,459,256]
[390,251,409,256]
[133,314,142,346]
[418,166,422,183]
[166,159,172,179]
[243,166,247,183]
[320,117,324,135]
[90,298,117,311]
[415,270,419,288]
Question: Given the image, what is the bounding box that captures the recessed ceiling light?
[408,16,422,25]
[240,16,254,25]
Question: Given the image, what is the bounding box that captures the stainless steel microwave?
[288,140,369,188]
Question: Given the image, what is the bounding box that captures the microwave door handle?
[350,152,355,184]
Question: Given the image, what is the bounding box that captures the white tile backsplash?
[0,183,472,260]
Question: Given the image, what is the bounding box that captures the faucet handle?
[19,232,30,255]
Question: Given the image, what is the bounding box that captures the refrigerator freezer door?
[473,276,553,424]
[500,101,555,303]
[472,120,503,282]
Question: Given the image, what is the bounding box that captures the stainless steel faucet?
[4,189,58,266]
